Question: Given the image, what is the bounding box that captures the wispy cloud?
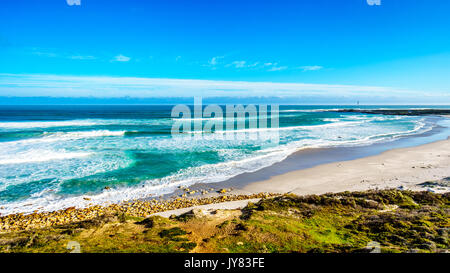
[1,73,445,104]
[32,51,58,58]
[70,55,96,60]
[229,61,246,68]
[31,48,97,61]
[268,65,288,71]
[204,57,291,72]
[227,61,261,69]
[299,65,323,71]
[112,54,131,62]
[208,56,223,66]
[203,56,225,70]
[259,62,288,71]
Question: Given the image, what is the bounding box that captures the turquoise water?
[0,105,437,214]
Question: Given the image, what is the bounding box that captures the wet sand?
[241,138,450,195]
[2,116,449,228]
[172,116,450,198]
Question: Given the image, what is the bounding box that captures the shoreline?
[241,138,450,196]
[0,192,277,232]
[0,114,449,229]
[237,116,450,196]
[169,115,450,198]
[1,125,448,232]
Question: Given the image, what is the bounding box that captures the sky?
[0,0,450,104]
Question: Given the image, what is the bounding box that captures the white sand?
[154,139,450,217]
[241,139,450,195]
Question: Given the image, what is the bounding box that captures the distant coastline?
[2,97,450,106]
[336,109,450,116]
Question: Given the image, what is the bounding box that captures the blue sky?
[0,0,450,103]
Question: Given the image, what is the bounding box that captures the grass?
[0,189,448,253]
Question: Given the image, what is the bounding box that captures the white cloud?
[70,55,96,60]
[260,62,288,71]
[268,66,288,71]
[30,48,97,60]
[113,54,131,62]
[230,61,246,68]
[32,51,58,58]
[1,73,443,103]
[209,58,288,71]
[208,56,224,66]
[227,61,261,69]
[299,65,323,71]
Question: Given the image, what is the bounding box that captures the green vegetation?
[0,189,448,253]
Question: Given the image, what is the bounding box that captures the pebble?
[0,192,277,232]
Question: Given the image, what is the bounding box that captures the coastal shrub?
[1,189,448,253]
[158,227,187,238]
[180,242,197,251]
[216,220,230,229]
[76,214,118,229]
[175,212,195,222]
[136,218,154,228]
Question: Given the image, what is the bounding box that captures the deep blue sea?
[0,105,446,214]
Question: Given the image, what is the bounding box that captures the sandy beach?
[1,117,449,254]
[1,115,449,231]
[154,130,450,217]
[240,138,450,196]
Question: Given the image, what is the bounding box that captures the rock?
[192,209,206,217]
[363,200,381,209]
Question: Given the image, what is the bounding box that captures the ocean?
[0,105,445,215]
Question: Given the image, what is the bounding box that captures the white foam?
[185,121,364,135]
[0,120,98,129]
[0,115,436,215]
[0,150,92,165]
[0,119,173,130]
[1,130,126,145]
[0,147,293,215]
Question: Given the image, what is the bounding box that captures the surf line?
[170,97,280,145]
